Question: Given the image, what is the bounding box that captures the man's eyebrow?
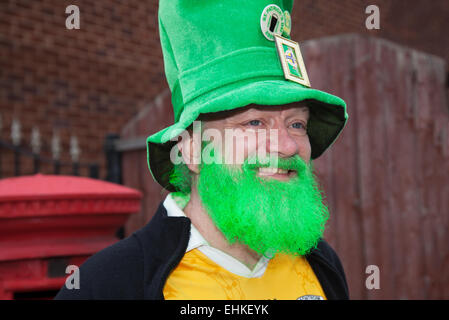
[252,104,309,111]
[294,105,309,112]
[287,106,310,114]
[226,108,262,120]
[224,105,310,121]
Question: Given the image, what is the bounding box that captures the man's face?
[176,103,328,257]
[200,103,311,176]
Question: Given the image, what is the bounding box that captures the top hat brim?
[147,77,348,191]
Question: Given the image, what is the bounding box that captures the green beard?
[196,154,329,257]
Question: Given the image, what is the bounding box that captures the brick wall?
[1,0,448,178]
[0,0,164,177]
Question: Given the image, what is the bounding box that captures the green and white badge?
[260,4,285,41]
[274,35,311,88]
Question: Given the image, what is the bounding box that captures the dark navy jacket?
[55,202,349,300]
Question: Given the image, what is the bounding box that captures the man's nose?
[266,125,299,158]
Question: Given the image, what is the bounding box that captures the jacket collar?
[135,202,190,299]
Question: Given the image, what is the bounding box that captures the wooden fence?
[117,34,449,299]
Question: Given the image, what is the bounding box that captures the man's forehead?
[200,102,309,122]
[245,104,309,115]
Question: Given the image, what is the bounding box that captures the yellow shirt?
[163,248,326,300]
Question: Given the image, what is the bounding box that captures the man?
[55,0,349,300]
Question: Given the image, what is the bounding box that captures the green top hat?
[147,0,348,191]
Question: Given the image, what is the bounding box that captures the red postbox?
[0,174,141,299]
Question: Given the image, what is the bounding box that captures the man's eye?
[291,122,305,129]
[247,120,262,126]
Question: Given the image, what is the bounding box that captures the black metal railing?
[0,139,100,180]
[103,133,122,184]
[0,133,148,184]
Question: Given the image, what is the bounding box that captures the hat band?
[172,47,284,122]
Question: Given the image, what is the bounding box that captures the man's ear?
[177,133,201,174]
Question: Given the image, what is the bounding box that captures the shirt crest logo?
[297,295,325,300]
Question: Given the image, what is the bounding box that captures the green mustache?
[243,154,307,175]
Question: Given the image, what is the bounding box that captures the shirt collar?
[162,193,273,278]
[163,193,209,252]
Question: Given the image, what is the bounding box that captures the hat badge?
[260,5,311,87]
[274,35,311,87]
[260,4,288,41]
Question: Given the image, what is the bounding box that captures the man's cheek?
[298,136,312,163]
